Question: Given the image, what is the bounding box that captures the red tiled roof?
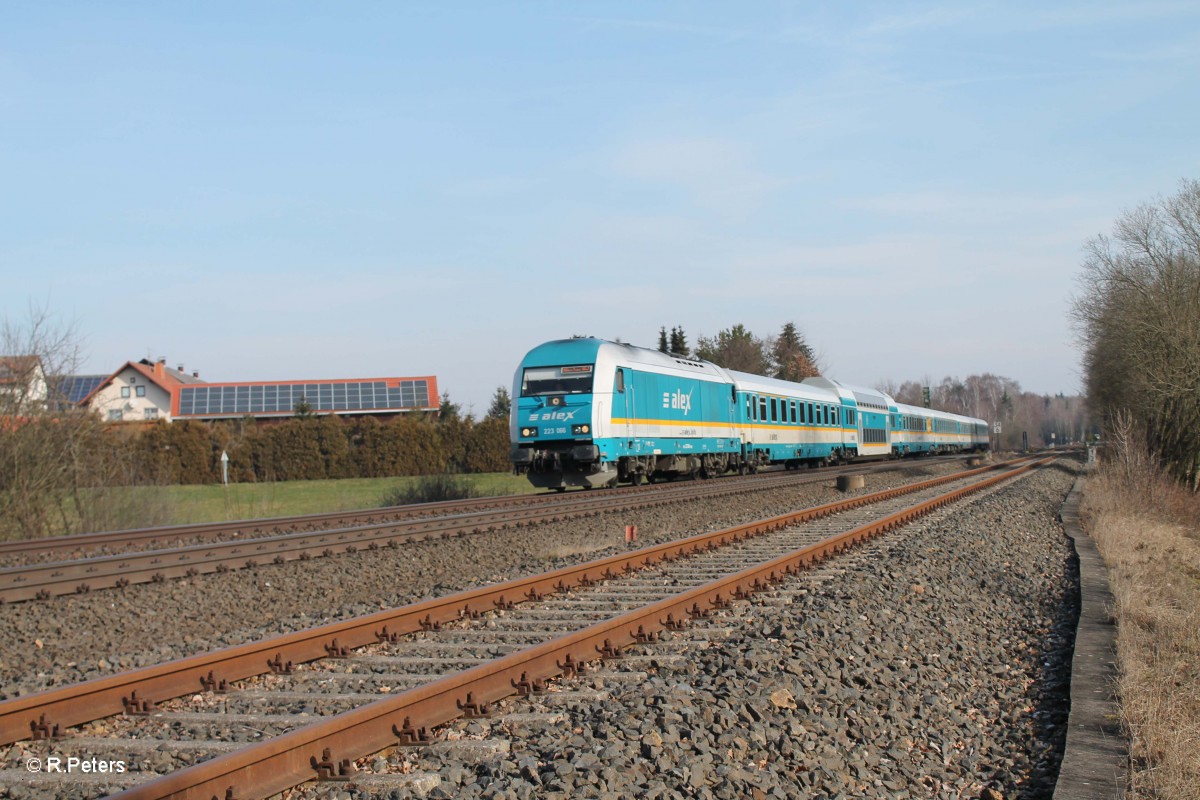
[78,360,200,407]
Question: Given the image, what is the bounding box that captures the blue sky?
[3,1,1197,416]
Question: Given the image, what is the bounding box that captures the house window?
[144,408,159,420]
[136,386,146,397]
[121,387,131,398]
[107,409,123,421]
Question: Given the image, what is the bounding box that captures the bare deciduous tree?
[1073,179,1200,487]
[0,304,168,539]
[1,303,92,538]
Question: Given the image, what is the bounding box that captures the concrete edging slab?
[1053,476,1127,799]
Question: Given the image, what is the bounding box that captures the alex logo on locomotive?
[662,388,694,415]
[529,408,581,422]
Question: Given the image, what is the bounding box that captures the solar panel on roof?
[53,375,106,405]
[177,379,433,418]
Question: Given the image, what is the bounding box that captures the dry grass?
[1082,464,1200,799]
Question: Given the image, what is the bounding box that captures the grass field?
[108,473,540,528]
[1083,458,1200,799]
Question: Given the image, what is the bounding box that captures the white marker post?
[220,450,229,486]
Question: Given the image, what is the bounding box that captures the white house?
[0,355,49,415]
[81,359,203,423]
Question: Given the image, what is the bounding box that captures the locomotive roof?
[520,338,734,381]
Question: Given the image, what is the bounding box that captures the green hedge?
[129,414,511,484]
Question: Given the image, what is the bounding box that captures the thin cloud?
[611,137,786,217]
[560,15,751,41]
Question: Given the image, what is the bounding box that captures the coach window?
[759,397,767,421]
[790,401,797,424]
[832,407,840,425]
[769,398,777,422]
[615,370,625,393]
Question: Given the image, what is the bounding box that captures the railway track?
[0,457,981,603]
[0,454,1052,799]
[0,456,980,564]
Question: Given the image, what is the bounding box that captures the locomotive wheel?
[631,473,644,486]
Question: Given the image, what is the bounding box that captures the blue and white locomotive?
[509,338,989,490]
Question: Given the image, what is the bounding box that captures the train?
[509,338,990,490]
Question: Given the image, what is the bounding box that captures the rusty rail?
[0,455,976,561]
[0,454,1040,748]
[0,457,982,603]
[107,454,1054,800]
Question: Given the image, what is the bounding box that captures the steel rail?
[0,456,974,560]
[108,454,1056,800]
[0,454,1040,747]
[0,457,983,603]
[0,474,810,602]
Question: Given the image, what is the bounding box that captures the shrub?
[380,473,477,507]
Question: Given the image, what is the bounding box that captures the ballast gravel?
[0,462,964,697]
[292,459,1082,800]
[0,458,1082,800]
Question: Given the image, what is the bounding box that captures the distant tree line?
[1072,179,1200,488]
[656,321,821,380]
[879,374,1087,451]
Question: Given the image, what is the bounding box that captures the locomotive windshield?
[521,365,593,396]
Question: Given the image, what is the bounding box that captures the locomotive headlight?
[520,427,538,438]
[572,424,590,435]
